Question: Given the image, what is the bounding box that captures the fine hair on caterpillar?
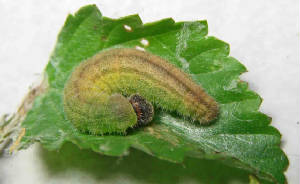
[63,48,219,135]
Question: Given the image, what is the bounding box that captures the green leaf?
[20,5,288,183]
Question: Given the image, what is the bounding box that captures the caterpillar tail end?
[200,101,219,125]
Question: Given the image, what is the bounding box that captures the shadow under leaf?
[37,142,264,184]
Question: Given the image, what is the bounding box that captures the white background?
[0,0,299,183]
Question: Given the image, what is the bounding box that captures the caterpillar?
[63,48,218,135]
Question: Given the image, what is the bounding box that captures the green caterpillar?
[63,48,218,135]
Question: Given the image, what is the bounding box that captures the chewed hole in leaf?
[135,46,145,51]
[123,24,133,32]
[140,38,149,46]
